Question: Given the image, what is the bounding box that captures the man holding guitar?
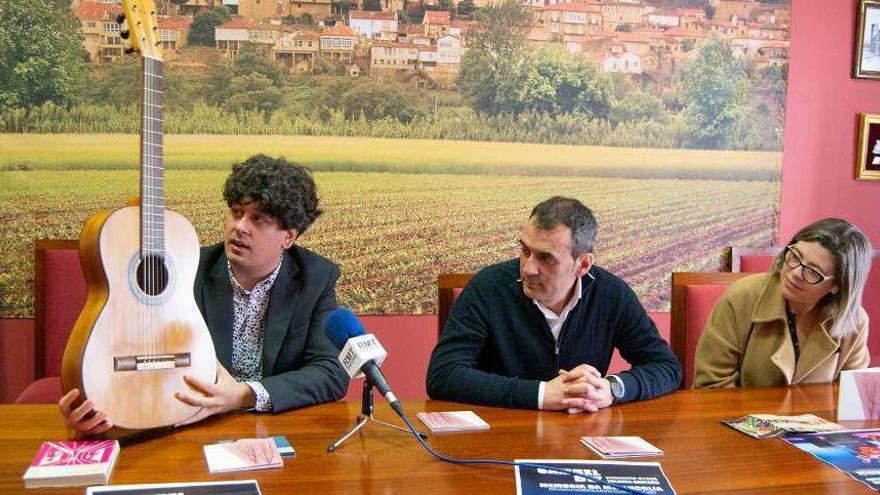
[60,156,350,434]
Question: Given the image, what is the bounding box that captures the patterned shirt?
[228,256,284,412]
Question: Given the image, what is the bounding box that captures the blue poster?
[514,459,675,495]
[784,428,880,490]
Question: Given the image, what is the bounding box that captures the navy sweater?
[427,259,682,409]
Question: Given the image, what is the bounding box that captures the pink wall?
[779,1,880,244]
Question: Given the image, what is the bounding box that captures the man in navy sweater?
[427,197,682,412]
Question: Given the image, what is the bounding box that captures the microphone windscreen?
[324,307,366,349]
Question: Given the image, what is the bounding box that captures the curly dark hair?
[223,154,322,234]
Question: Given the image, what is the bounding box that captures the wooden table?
[1,384,877,494]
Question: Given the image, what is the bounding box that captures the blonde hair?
[772,218,872,338]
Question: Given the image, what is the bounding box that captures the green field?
[0,133,780,179]
[0,133,781,317]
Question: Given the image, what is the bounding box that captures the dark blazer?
[193,242,349,413]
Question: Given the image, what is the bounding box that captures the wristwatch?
[606,374,625,404]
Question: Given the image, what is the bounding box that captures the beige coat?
[693,273,869,388]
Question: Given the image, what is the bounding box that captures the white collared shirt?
[536,276,583,410]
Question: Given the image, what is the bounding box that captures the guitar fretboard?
[141,56,164,257]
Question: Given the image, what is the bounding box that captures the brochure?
[580,436,663,458]
[722,413,843,438]
[514,459,676,495]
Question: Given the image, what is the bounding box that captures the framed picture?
[856,113,880,180]
[855,0,880,78]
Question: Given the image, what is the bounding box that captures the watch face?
[609,377,624,399]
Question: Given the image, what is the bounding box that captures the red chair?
[729,246,880,367]
[670,272,750,389]
[15,240,84,404]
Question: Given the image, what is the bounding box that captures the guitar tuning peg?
[116,13,125,24]
[120,30,130,39]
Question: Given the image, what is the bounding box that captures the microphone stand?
[327,375,427,452]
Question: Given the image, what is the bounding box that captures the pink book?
[22,440,120,488]
[417,411,490,432]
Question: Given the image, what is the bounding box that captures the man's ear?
[575,252,593,277]
[282,228,299,250]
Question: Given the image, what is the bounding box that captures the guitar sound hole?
[136,254,169,296]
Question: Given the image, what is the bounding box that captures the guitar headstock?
[119,0,163,61]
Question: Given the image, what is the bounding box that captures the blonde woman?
[694,218,873,388]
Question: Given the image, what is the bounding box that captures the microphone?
[324,308,403,417]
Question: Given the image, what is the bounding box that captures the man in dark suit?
[60,155,349,434]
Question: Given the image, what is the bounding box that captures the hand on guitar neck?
[58,362,255,435]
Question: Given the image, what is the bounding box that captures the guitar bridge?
[114,353,191,372]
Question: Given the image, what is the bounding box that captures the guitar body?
[62,206,217,430]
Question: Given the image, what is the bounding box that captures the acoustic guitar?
[61,0,217,430]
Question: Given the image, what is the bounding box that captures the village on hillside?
[73,0,789,89]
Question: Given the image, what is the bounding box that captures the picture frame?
[854,0,880,79]
[856,113,880,180]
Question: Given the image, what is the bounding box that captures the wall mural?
[0,0,790,317]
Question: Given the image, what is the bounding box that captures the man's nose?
[522,255,539,275]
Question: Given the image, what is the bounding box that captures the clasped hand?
[58,362,253,434]
[543,364,613,414]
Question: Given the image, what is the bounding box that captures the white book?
[203,438,283,473]
[417,411,490,432]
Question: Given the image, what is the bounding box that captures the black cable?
[395,410,662,495]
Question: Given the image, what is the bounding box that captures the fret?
[140,57,165,257]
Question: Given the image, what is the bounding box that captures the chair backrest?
[730,246,880,367]
[730,246,782,273]
[33,239,85,379]
[437,273,473,336]
[670,272,750,389]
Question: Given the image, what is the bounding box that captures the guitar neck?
[141,55,164,257]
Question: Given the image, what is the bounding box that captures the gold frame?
[856,113,880,180]
[854,0,880,79]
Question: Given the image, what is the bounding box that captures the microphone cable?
[392,409,663,495]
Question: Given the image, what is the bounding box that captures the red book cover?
[22,440,120,488]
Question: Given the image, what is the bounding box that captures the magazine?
[723,413,843,438]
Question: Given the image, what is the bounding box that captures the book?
[723,413,843,438]
[580,436,663,458]
[22,439,120,489]
[514,459,676,495]
[203,438,283,474]
[87,480,261,494]
[837,367,880,420]
[416,411,490,432]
